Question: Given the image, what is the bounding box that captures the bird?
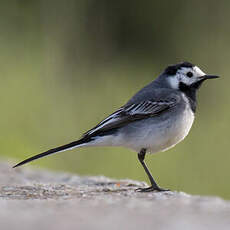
[13,62,219,192]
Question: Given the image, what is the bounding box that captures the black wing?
[84,96,180,137]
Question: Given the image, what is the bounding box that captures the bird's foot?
[135,186,170,193]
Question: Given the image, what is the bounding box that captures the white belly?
[122,103,195,153]
[151,105,195,153]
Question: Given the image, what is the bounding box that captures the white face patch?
[168,65,206,89]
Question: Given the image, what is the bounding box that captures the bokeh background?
[1,1,229,198]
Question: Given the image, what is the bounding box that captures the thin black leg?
[136,148,169,192]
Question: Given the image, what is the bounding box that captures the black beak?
[191,74,219,89]
[202,75,220,80]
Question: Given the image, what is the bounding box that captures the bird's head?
[163,62,219,91]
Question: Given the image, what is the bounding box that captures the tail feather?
[13,137,88,168]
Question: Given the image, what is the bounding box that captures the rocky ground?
[0,161,229,230]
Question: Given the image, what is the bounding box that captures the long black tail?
[13,137,88,168]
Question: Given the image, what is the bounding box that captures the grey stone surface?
[0,161,229,230]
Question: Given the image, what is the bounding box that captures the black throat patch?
[179,82,198,113]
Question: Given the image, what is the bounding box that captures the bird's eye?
[186,72,193,78]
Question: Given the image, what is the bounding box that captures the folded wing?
[84,96,180,137]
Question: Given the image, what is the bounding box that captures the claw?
[135,186,170,193]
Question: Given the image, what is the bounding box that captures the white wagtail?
[13,62,219,192]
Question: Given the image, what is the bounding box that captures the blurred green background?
[1,0,229,198]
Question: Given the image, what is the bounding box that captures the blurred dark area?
[1,1,229,198]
